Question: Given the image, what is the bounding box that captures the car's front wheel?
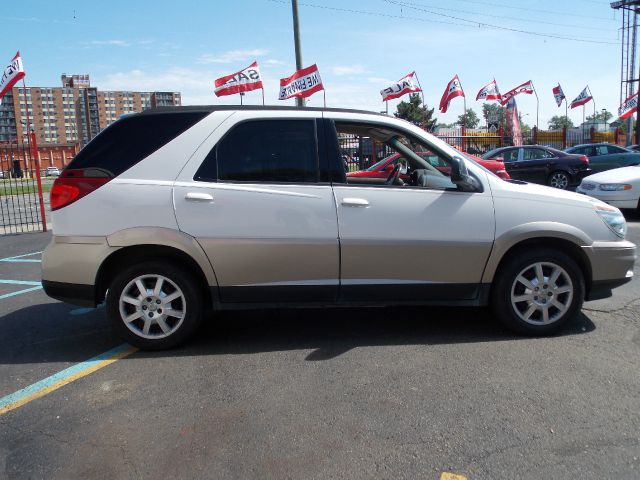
[548,171,570,189]
[491,248,585,335]
[106,261,204,350]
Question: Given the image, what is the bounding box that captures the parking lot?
[0,212,638,479]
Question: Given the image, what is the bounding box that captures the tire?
[491,248,585,336]
[547,171,570,190]
[106,261,204,350]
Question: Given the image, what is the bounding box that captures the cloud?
[89,39,131,47]
[198,49,268,64]
[332,65,369,76]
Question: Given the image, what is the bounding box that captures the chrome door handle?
[185,192,214,202]
[341,197,370,207]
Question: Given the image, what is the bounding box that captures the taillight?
[50,169,111,211]
[496,169,510,180]
[579,155,589,165]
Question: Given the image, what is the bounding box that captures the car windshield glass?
[366,154,396,171]
[482,148,502,159]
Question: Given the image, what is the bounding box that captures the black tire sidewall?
[491,248,585,335]
[106,261,204,350]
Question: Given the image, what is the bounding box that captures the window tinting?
[66,112,208,177]
[197,120,318,183]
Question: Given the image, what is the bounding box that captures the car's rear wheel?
[491,248,584,335]
[106,261,203,350]
[548,171,570,189]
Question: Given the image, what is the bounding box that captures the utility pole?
[291,0,305,107]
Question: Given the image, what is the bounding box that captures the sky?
[2,0,625,128]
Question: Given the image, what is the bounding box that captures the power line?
[394,0,616,32]
[385,0,619,44]
[434,0,618,22]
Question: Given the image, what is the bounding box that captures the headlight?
[599,183,632,191]
[595,204,627,238]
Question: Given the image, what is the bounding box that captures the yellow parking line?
[440,473,467,480]
[0,344,138,416]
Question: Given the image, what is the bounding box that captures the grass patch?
[0,182,52,197]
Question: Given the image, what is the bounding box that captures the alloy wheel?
[510,262,574,325]
[118,274,186,339]
[549,173,569,189]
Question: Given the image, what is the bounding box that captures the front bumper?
[582,240,636,300]
[575,187,639,209]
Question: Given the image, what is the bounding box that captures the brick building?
[0,74,181,157]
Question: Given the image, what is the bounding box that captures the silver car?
[41,106,636,349]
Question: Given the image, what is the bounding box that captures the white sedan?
[577,165,640,210]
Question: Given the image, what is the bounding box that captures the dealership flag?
[278,64,324,100]
[214,61,263,97]
[500,80,534,105]
[505,97,523,147]
[439,75,464,113]
[618,92,638,120]
[0,51,25,100]
[570,86,593,109]
[476,79,501,102]
[553,84,566,107]
[380,71,422,102]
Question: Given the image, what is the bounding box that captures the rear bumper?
[42,280,96,307]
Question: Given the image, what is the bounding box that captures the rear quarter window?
[66,111,208,177]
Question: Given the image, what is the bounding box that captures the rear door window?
[502,149,519,162]
[195,120,319,183]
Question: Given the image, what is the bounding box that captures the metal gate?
[0,136,47,235]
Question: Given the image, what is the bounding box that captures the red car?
[347,151,511,181]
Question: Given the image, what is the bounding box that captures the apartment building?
[0,74,181,147]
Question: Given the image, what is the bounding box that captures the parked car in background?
[627,144,640,153]
[482,145,591,189]
[347,151,510,183]
[577,165,640,210]
[565,143,640,173]
[46,166,61,177]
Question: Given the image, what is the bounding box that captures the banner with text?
[500,80,534,105]
[278,64,324,100]
[380,71,421,102]
[214,61,263,97]
[476,79,501,102]
[0,51,25,100]
[618,92,638,120]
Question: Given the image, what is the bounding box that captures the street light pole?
[291,0,305,107]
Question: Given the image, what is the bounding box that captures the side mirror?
[450,155,481,192]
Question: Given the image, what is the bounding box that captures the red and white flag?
[439,75,464,113]
[552,84,565,107]
[0,51,25,100]
[570,86,593,109]
[500,80,534,105]
[505,97,523,147]
[380,71,421,102]
[476,79,501,102]
[618,92,638,120]
[278,64,324,100]
[214,61,263,97]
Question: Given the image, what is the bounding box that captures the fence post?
[29,131,47,233]
[498,127,504,148]
[562,127,567,149]
[532,126,538,145]
[590,127,595,143]
[615,127,620,145]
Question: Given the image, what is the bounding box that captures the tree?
[394,93,437,131]
[481,103,505,125]
[548,115,574,130]
[456,108,480,129]
[586,111,613,123]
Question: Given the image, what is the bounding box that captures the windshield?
[482,148,503,159]
[366,154,396,171]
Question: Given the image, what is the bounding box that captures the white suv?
[42,106,636,349]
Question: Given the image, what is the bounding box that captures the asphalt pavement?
[0,212,638,480]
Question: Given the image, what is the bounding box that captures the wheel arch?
[483,225,593,294]
[96,227,218,306]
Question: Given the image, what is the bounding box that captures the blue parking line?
[0,280,42,286]
[0,251,42,263]
[0,286,43,299]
